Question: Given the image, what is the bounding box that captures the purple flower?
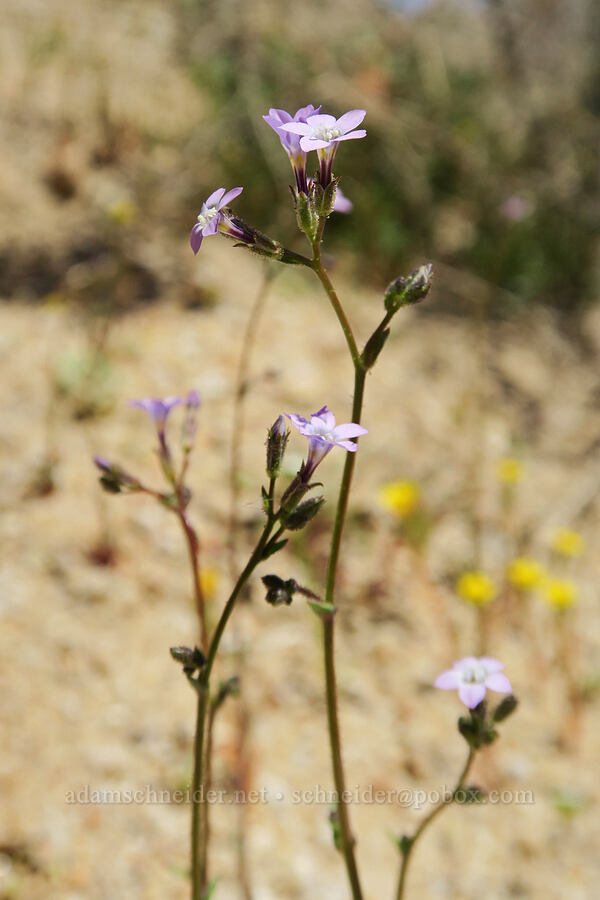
[435,657,512,709]
[263,105,321,193]
[129,396,183,427]
[190,187,244,254]
[286,405,368,480]
[279,110,366,186]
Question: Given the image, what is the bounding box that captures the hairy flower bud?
[384,264,433,314]
[283,496,325,531]
[294,189,319,241]
[266,415,289,479]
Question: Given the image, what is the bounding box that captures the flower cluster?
[190,105,366,254]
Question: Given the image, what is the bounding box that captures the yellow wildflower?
[551,528,586,558]
[506,557,545,591]
[456,571,496,606]
[378,480,420,518]
[496,458,523,484]
[199,567,219,601]
[542,578,577,610]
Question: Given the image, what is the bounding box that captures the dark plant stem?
[310,219,366,900]
[395,747,475,900]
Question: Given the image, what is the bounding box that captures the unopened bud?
[170,645,206,675]
[313,178,339,218]
[384,264,433,314]
[492,694,518,722]
[266,415,289,479]
[294,189,319,242]
[283,496,325,531]
[262,574,297,606]
[94,457,142,494]
[280,474,316,511]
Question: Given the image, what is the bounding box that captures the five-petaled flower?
[263,105,321,194]
[190,187,244,254]
[435,657,512,709]
[279,110,366,186]
[286,405,368,481]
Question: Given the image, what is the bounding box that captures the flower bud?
[280,474,316,511]
[384,264,433,315]
[294,189,319,242]
[313,178,339,219]
[266,415,289,479]
[492,694,519,723]
[170,645,206,675]
[93,457,142,494]
[262,574,298,606]
[283,496,325,531]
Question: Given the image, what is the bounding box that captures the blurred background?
[1,0,599,898]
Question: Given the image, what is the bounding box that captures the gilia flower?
[542,578,577,610]
[263,105,321,193]
[279,110,366,187]
[286,405,368,480]
[190,187,244,254]
[506,557,545,592]
[130,396,183,429]
[551,528,586,558]
[435,657,512,708]
[456,571,496,606]
[378,480,420,518]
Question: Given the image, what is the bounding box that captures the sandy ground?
[1,241,600,899]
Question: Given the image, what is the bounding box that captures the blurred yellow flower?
[506,557,545,591]
[199,567,219,601]
[107,199,137,225]
[378,480,420,518]
[542,578,577,610]
[551,528,586,558]
[496,458,523,484]
[456,571,496,606]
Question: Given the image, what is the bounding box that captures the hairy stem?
[395,747,475,900]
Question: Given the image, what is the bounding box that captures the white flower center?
[461,663,487,684]
[311,125,342,143]
[306,422,336,442]
[196,206,219,228]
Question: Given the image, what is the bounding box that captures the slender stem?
[178,507,209,654]
[191,687,209,899]
[311,218,363,370]
[311,240,366,900]
[395,747,476,900]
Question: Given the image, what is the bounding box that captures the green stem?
[191,687,209,898]
[395,747,476,900]
[311,218,363,370]
[311,239,366,900]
